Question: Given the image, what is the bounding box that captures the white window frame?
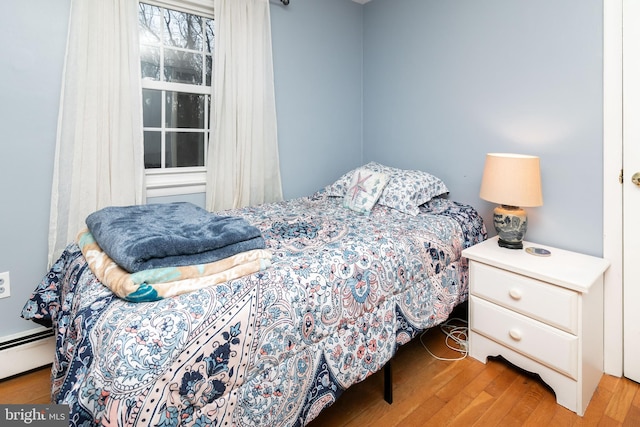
[142,0,214,19]
[140,0,214,198]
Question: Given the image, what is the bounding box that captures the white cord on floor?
[420,317,469,361]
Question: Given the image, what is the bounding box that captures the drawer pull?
[508,288,523,300]
[509,329,523,341]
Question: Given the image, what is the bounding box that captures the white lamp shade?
[479,153,543,207]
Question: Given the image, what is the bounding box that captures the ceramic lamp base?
[493,205,528,250]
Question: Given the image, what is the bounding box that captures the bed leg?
[384,361,393,404]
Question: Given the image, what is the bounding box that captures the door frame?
[603,0,623,377]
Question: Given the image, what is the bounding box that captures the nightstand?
[461,236,610,416]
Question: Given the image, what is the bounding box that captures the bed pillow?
[342,168,390,214]
[325,162,449,216]
[324,170,358,198]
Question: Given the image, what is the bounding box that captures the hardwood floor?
[309,327,640,427]
[0,365,51,405]
[1,325,639,426]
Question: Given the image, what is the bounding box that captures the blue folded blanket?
[85,202,265,273]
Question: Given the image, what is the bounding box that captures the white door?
[623,0,640,383]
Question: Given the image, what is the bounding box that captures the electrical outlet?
[0,271,10,299]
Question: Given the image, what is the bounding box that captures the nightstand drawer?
[470,296,578,379]
[470,262,578,334]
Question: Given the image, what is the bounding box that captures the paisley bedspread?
[22,192,485,427]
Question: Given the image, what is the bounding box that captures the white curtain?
[206,0,283,211]
[48,0,146,267]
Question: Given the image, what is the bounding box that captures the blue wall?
[363,0,603,254]
[0,1,70,338]
[271,0,364,198]
[0,0,604,342]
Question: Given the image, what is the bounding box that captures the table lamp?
[479,153,543,249]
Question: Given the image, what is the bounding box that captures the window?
[138,2,214,196]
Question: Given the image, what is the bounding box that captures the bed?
[22,163,485,427]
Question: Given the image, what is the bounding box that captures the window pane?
[166,132,204,167]
[205,54,212,86]
[144,131,162,169]
[143,89,162,127]
[205,19,214,53]
[139,3,212,173]
[164,9,203,50]
[165,92,205,129]
[165,49,202,84]
[140,45,160,81]
[206,95,211,128]
[138,4,162,45]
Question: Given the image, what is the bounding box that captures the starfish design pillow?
[343,168,390,214]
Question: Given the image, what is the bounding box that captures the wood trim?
[602,0,623,377]
[0,332,55,380]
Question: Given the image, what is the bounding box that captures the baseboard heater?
[0,328,55,380]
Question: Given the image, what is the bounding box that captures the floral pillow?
[342,168,390,214]
[325,162,449,216]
